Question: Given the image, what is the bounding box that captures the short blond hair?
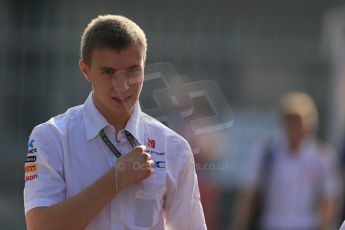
[80,15,147,65]
[280,91,318,131]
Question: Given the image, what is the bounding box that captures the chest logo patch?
[147,138,156,148]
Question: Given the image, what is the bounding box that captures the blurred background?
[1,0,345,229]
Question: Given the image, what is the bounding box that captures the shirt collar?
[83,92,109,141]
[123,101,144,145]
[83,92,145,144]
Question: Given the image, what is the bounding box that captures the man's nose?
[112,73,129,92]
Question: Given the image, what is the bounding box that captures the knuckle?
[136,145,146,152]
[142,152,149,161]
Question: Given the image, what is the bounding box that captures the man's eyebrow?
[99,67,115,71]
[99,65,141,72]
[127,65,141,69]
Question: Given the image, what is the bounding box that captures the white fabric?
[340,220,345,230]
[24,92,206,230]
[244,137,339,230]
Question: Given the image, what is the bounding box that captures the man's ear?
[79,60,92,82]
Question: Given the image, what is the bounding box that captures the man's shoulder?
[31,104,84,137]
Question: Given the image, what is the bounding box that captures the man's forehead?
[90,45,145,68]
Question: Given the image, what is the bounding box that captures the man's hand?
[115,145,154,190]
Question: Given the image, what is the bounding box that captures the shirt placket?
[111,131,134,230]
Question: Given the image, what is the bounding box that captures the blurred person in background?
[233,91,340,230]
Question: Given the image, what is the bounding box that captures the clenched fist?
[114,145,154,191]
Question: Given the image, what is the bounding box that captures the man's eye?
[102,70,114,75]
[128,67,140,73]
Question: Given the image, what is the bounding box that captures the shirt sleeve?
[23,124,66,215]
[164,137,207,230]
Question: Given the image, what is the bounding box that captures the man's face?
[283,114,306,143]
[80,44,145,118]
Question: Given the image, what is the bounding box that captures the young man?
[24,15,206,230]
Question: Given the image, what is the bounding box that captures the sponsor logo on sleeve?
[24,164,37,173]
[28,148,37,154]
[28,139,34,149]
[27,139,38,154]
[25,156,37,163]
[24,174,38,182]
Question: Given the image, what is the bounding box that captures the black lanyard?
[99,128,137,158]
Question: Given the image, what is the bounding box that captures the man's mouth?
[111,95,131,103]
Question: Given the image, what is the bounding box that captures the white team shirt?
[24,92,206,230]
[244,137,339,230]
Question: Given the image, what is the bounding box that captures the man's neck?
[288,141,301,154]
[110,115,130,133]
[92,95,133,132]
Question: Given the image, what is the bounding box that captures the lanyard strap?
[99,128,137,158]
[124,130,137,147]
